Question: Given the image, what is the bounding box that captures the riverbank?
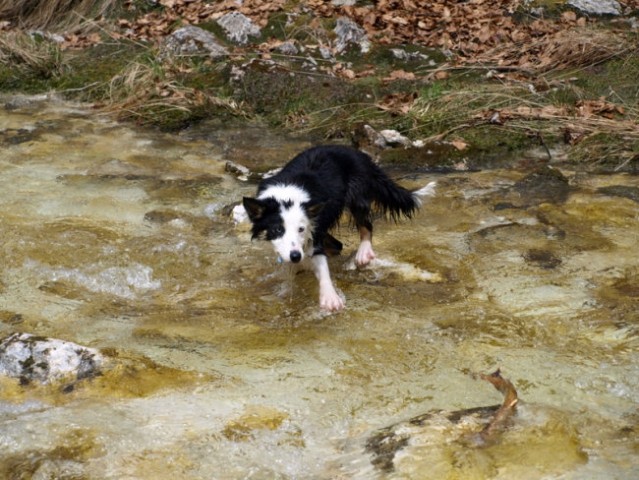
[0,0,637,171]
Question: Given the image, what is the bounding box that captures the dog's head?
[243,186,322,263]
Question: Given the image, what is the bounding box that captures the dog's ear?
[243,197,266,222]
[304,201,325,219]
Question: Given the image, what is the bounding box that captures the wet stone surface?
[0,333,103,385]
[0,97,638,479]
[597,184,639,203]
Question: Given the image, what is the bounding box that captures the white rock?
[379,129,412,147]
[217,12,261,45]
[0,333,104,384]
[567,0,621,15]
[161,25,229,59]
[334,17,370,54]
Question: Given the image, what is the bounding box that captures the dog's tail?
[412,181,437,207]
[369,165,423,221]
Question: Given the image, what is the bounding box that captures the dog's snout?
[290,250,302,263]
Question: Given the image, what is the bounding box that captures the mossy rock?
[378,143,462,171]
[233,59,365,125]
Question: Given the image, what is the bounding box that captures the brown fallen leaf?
[384,69,416,82]
[564,126,587,145]
[450,138,468,151]
[474,369,519,445]
[576,99,625,119]
[334,65,356,79]
[377,92,417,114]
[433,70,449,80]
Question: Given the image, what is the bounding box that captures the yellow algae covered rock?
[223,405,290,442]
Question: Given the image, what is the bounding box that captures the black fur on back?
[255,145,418,255]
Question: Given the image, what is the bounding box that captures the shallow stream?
[0,96,637,479]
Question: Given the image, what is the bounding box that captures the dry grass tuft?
[471,28,634,74]
[405,25,639,168]
[0,31,62,77]
[0,0,118,31]
[104,55,242,127]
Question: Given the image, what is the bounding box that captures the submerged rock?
[597,185,639,203]
[523,248,563,269]
[3,93,54,111]
[222,405,290,442]
[217,12,261,45]
[366,404,501,472]
[0,333,104,385]
[513,166,571,205]
[336,371,586,477]
[161,26,229,60]
[357,402,587,476]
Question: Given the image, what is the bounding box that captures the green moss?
[190,19,231,46]
[567,132,639,171]
[349,44,445,77]
[124,0,165,15]
[0,36,63,92]
[0,39,145,99]
[379,144,462,170]
[465,125,535,153]
[58,43,146,99]
[280,13,333,45]
[513,0,567,19]
[419,81,447,102]
[567,54,639,102]
[180,60,232,93]
[128,102,210,131]
[234,60,366,128]
[259,11,294,42]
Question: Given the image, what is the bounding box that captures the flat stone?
[161,25,229,59]
[0,332,104,384]
[513,166,571,205]
[597,185,639,203]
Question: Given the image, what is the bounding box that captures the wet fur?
[243,145,418,311]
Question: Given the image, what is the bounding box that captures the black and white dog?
[243,145,420,312]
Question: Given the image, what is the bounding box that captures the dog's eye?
[298,226,305,233]
[272,225,284,236]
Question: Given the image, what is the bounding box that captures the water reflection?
[0,96,637,479]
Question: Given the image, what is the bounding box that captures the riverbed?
[0,95,637,479]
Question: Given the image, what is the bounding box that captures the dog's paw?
[355,242,376,267]
[319,289,345,312]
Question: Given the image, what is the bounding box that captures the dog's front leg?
[312,254,345,311]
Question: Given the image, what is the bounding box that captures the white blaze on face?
[258,184,313,262]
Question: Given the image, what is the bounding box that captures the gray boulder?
[334,16,370,54]
[0,332,104,384]
[567,0,621,15]
[161,25,229,59]
[275,40,299,56]
[217,12,261,45]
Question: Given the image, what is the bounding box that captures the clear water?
[0,96,637,479]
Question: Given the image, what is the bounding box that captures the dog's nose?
[290,250,302,263]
